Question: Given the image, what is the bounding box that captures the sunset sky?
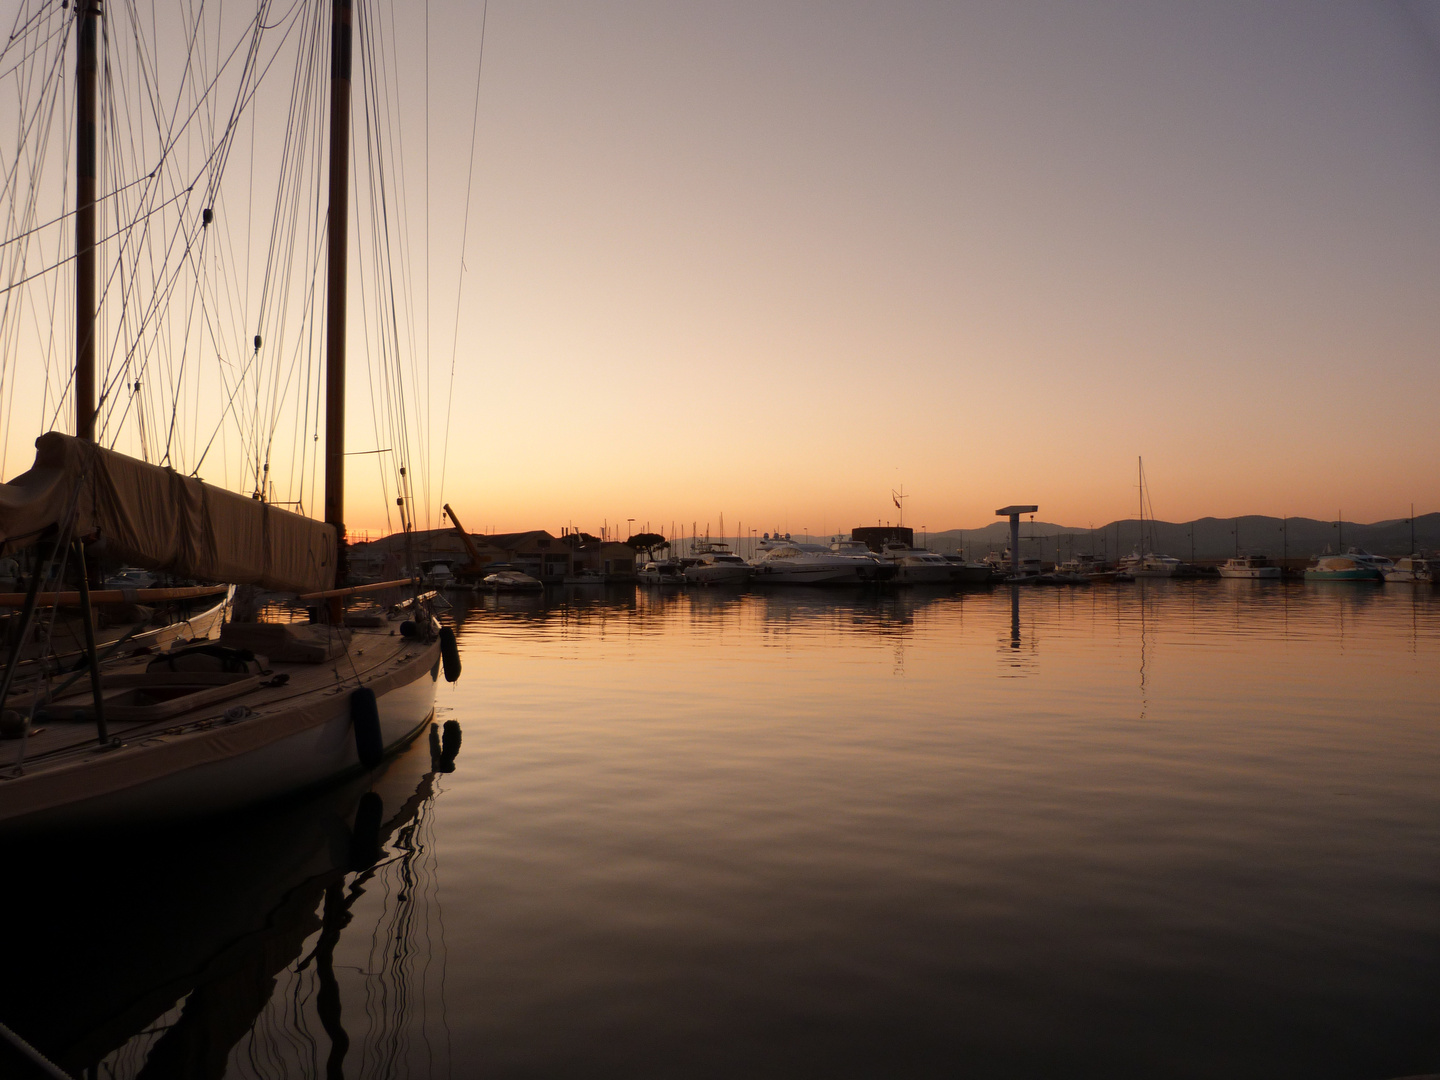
[416,0,1440,537]
[3,1,1439,538]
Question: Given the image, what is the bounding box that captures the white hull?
[1383,571,1434,584]
[1218,566,1280,579]
[684,563,751,586]
[754,565,863,585]
[0,637,440,833]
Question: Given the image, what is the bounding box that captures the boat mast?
[324,0,353,612]
[1137,457,1143,554]
[75,0,100,441]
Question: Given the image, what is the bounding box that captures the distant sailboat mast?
[1137,457,1144,554]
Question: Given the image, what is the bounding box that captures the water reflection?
[8,582,1440,1078]
[0,723,461,1078]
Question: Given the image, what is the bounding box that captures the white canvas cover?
[0,432,336,594]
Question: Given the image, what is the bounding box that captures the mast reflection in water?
[0,722,461,1079]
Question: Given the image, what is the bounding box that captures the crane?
[442,503,488,577]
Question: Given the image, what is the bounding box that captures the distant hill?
[926,513,1440,562]
[351,514,1440,565]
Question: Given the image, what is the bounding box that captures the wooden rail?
[0,585,229,607]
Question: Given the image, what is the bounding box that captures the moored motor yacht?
[750,541,867,585]
[1383,557,1434,584]
[1304,548,1390,581]
[1218,554,1281,579]
[683,543,752,586]
[984,549,1044,583]
[877,542,954,584]
[1053,553,1115,582]
[942,555,993,584]
[828,538,897,582]
[637,559,685,585]
[483,569,544,592]
[1118,551,1183,578]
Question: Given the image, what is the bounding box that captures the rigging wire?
[437,0,486,525]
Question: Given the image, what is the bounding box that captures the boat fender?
[348,791,384,872]
[350,687,384,768]
[399,620,417,638]
[439,626,461,683]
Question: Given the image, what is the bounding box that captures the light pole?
[626,518,634,544]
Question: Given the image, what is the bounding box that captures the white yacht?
[1218,555,1280,579]
[484,570,543,593]
[1053,554,1115,582]
[878,541,954,584]
[683,543,752,586]
[1383,557,1434,584]
[1304,548,1392,582]
[637,559,685,585]
[1117,551,1183,578]
[750,539,867,585]
[828,538,897,582]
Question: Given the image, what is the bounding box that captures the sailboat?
[1117,457,1183,579]
[0,0,455,832]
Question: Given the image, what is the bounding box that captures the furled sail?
[0,432,336,595]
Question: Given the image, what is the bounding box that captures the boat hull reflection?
[0,722,459,1078]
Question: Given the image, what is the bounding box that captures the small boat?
[1218,554,1281,579]
[102,568,158,591]
[1304,549,1390,581]
[637,559,685,585]
[1053,554,1115,582]
[1383,557,1435,584]
[1118,551,1184,578]
[483,570,544,593]
[1039,568,1091,585]
[982,549,1043,583]
[683,543,752,586]
[563,569,608,586]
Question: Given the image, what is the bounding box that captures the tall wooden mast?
[75,0,100,441]
[324,0,353,603]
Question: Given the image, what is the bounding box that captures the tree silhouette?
[626,532,668,556]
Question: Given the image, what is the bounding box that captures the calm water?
[4,581,1440,1078]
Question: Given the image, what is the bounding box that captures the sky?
[3,1,1439,538]
[428,0,1440,536]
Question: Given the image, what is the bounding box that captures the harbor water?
[4,580,1440,1078]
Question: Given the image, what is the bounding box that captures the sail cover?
[0,432,336,594]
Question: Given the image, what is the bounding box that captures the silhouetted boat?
[0,0,448,833]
